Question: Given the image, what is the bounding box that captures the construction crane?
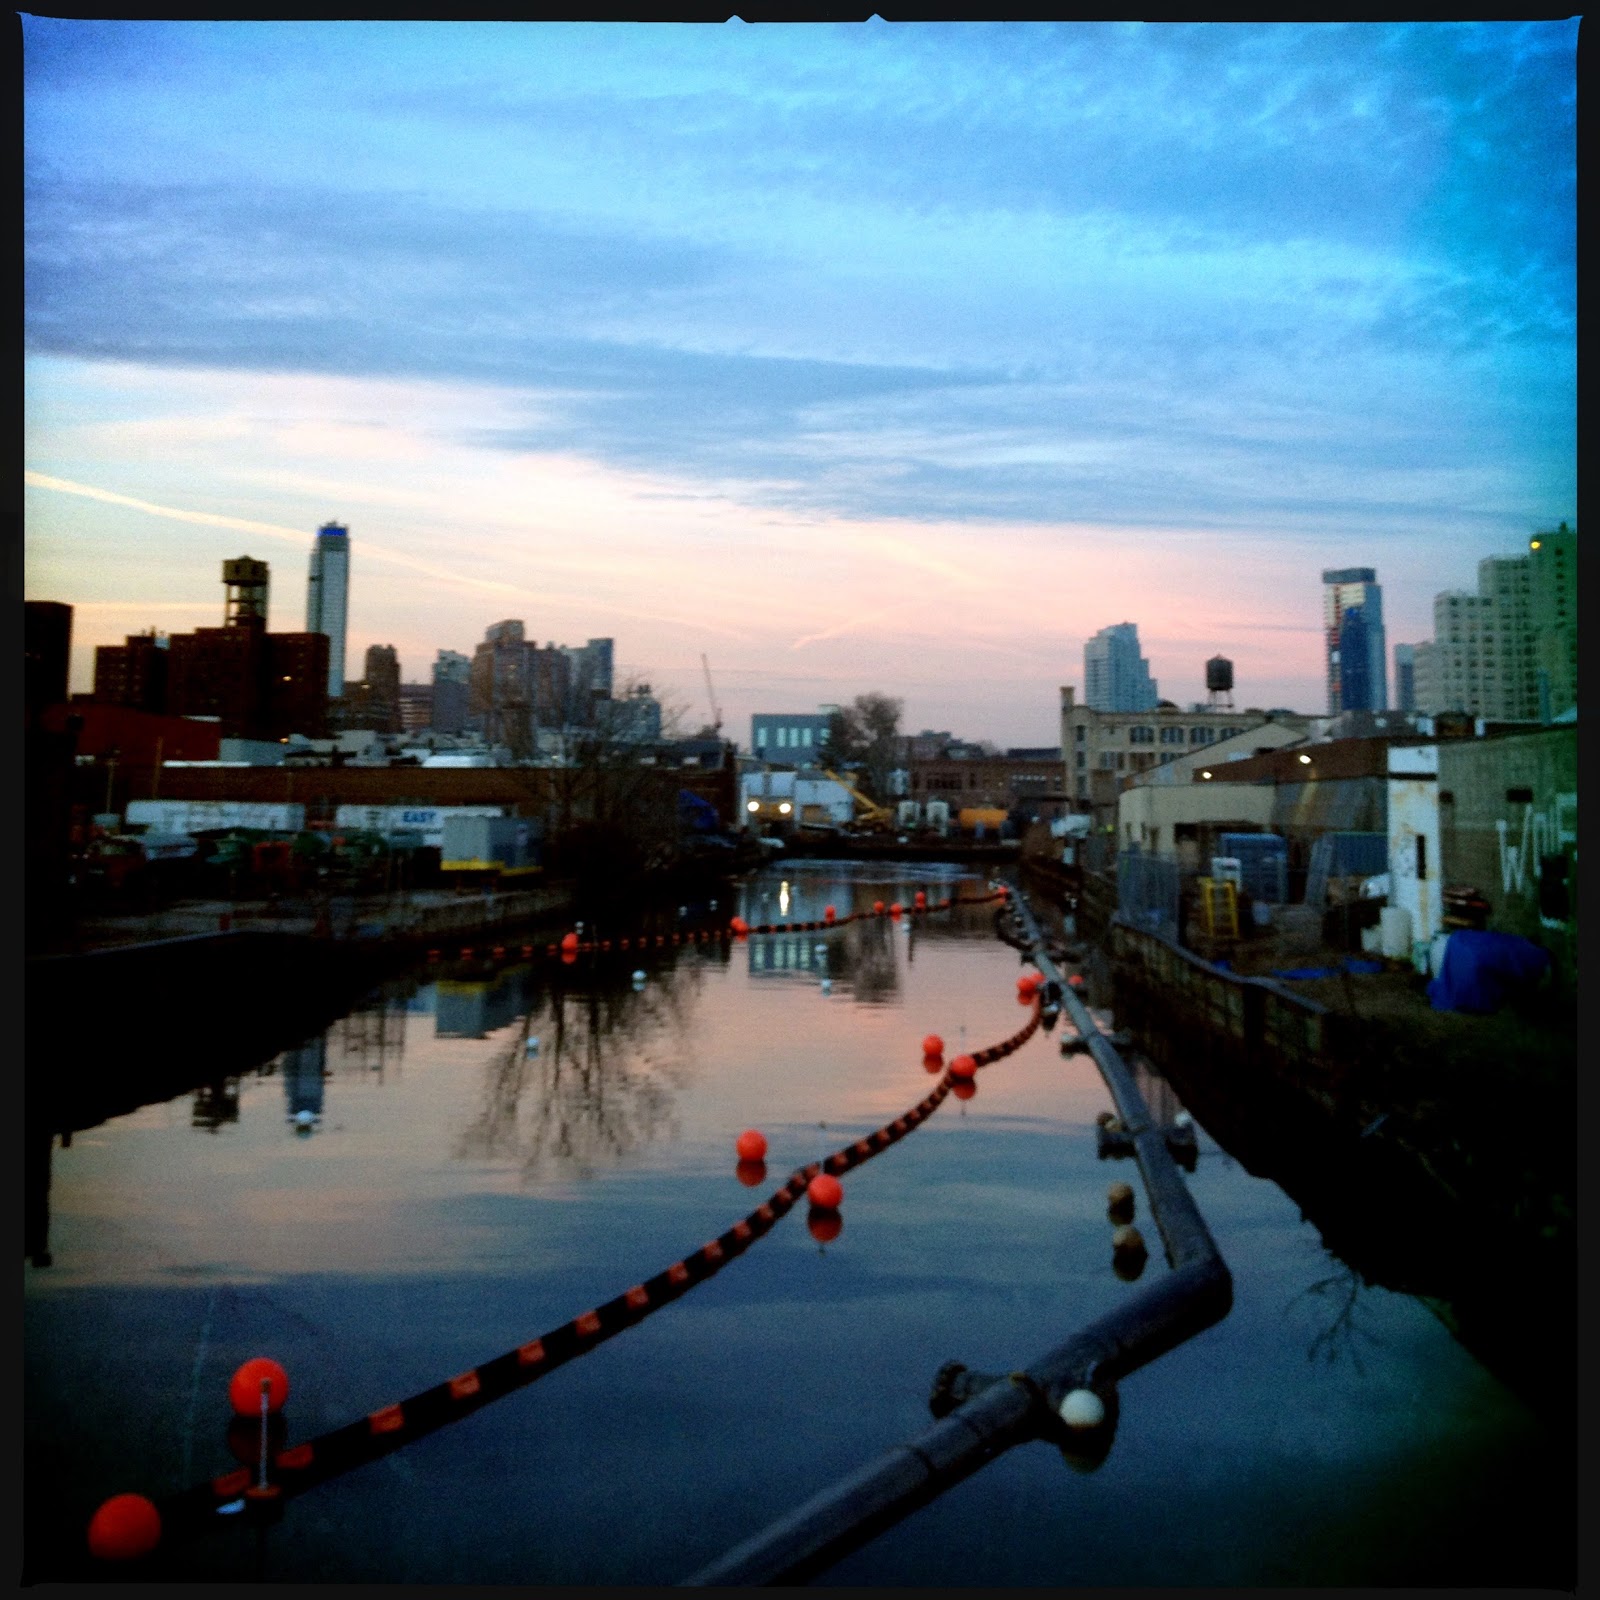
[822,769,894,832]
[700,653,723,738]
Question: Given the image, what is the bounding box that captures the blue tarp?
[1426,930,1552,1014]
[677,789,721,833]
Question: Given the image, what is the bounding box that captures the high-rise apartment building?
[1529,522,1577,719]
[165,556,328,738]
[1083,623,1159,712]
[561,637,615,725]
[93,629,169,713]
[1393,643,1417,713]
[1409,524,1575,721]
[306,522,351,697]
[1321,568,1387,713]
[431,649,472,734]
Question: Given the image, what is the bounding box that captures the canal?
[23,862,1570,1586]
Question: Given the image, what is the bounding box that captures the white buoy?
[525,1036,541,1054]
[820,978,832,993]
[814,943,827,954]
[709,899,718,910]
[294,1109,315,1129]
[1058,1389,1106,1430]
[631,970,647,983]
[1174,1110,1193,1129]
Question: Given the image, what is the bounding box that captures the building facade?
[1393,642,1417,712]
[1528,522,1577,719]
[751,711,833,760]
[431,649,472,734]
[1060,684,1314,832]
[1322,566,1387,713]
[1083,622,1159,712]
[305,521,351,697]
[93,630,170,713]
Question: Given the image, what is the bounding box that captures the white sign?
[332,804,504,847]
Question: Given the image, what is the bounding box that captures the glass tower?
[1083,622,1159,712]
[306,522,351,697]
[1321,567,1386,713]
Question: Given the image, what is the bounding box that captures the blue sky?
[23,19,1578,744]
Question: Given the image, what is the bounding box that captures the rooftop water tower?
[1205,655,1234,711]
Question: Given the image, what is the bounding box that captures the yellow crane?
[821,769,894,831]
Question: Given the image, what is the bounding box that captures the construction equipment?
[821,769,894,832]
[700,654,722,738]
[1196,876,1240,940]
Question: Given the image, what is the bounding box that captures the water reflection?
[436,969,537,1040]
[453,963,704,1182]
[281,1037,326,1132]
[1286,1264,1382,1377]
[191,1079,241,1132]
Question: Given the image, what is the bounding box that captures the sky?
[23,18,1578,748]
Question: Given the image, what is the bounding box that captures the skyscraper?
[1393,643,1417,713]
[1083,623,1158,712]
[1321,567,1387,713]
[431,649,472,734]
[306,522,351,697]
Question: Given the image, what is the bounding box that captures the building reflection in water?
[435,968,535,1041]
[191,1079,241,1132]
[280,1036,327,1133]
[744,919,900,1004]
[454,962,704,1182]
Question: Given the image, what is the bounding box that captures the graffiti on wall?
[1495,793,1577,924]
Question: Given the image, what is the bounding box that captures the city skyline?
[23,20,1576,748]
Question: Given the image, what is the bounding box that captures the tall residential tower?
[1083,622,1159,712]
[306,522,351,698]
[1321,567,1386,713]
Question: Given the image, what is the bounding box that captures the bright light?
[746,799,760,812]
[1200,770,1212,780]
[1531,539,1543,550]
[1298,753,1312,764]
[778,801,792,814]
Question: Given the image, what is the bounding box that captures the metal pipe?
[680,883,1230,1586]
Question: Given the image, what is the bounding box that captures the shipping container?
[125,799,306,835]
[333,804,504,848]
[439,814,542,878]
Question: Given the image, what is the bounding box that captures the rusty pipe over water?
[681,882,1231,1588]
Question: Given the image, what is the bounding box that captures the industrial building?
[750,710,833,758]
[1060,679,1315,834]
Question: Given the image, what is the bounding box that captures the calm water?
[23,863,1569,1586]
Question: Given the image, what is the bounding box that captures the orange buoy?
[949,1054,976,1079]
[873,900,885,914]
[1068,973,1086,990]
[923,1053,943,1073]
[914,890,927,908]
[951,1078,977,1101]
[560,931,579,953]
[87,1493,161,1561]
[735,1129,768,1162]
[807,1173,843,1209]
[824,905,836,922]
[736,1159,767,1188]
[807,1207,843,1243]
[228,1356,289,1417]
[921,1033,944,1058]
[561,950,577,965]
[730,916,749,936]
[889,902,903,918]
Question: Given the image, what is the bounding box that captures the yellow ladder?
[1196,876,1239,940]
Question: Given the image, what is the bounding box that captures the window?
[1189,726,1215,745]
[1099,752,1117,769]
[756,727,767,748]
[1075,751,1086,769]
[1075,726,1086,743]
[1160,726,1185,746]
[1129,726,1154,745]
[776,727,788,748]
[801,727,812,746]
